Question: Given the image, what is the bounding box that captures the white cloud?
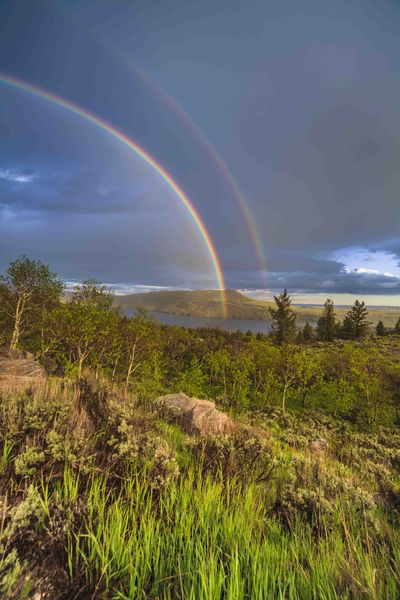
[64,281,185,295]
[0,170,35,183]
[333,248,400,279]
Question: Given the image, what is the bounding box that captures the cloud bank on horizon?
[0,0,400,301]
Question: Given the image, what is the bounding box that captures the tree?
[316,299,336,341]
[376,320,386,337]
[302,322,315,343]
[275,344,298,411]
[394,318,400,336]
[293,350,322,408]
[58,280,117,376]
[268,289,296,344]
[0,255,63,350]
[340,316,355,340]
[121,308,154,388]
[345,300,372,339]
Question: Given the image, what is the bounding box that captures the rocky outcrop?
[0,355,47,390]
[157,393,234,435]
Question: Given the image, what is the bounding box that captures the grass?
[36,468,399,599]
[1,377,400,598]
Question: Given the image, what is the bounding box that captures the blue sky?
[1,0,400,303]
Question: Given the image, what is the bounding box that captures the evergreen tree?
[268,289,296,344]
[376,320,386,337]
[345,300,371,339]
[316,298,336,341]
[302,322,315,342]
[341,315,355,339]
[394,317,400,335]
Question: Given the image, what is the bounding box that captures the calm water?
[125,309,317,333]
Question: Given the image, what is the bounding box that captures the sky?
[1,0,400,304]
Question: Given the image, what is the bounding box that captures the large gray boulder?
[0,356,47,390]
[157,393,234,435]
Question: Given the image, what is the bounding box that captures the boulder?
[0,356,47,390]
[157,393,234,435]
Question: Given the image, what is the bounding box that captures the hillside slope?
[115,289,273,320]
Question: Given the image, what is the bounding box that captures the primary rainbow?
[0,72,227,314]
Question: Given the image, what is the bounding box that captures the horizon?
[64,280,400,308]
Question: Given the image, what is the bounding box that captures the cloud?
[64,281,181,295]
[0,169,35,183]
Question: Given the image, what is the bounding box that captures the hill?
[115,289,273,320]
[114,289,400,326]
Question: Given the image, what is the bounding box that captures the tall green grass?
[42,468,400,599]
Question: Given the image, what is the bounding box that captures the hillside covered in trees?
[1,256,400,598]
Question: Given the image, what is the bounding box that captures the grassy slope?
[114,289,400,325]
[1,376,400,598]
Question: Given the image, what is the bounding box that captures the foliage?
[316,298,336,341]
[268,288,297,344]
[1,258,400,596]
[0,255,63,351]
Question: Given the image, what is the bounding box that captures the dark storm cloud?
[1,0,400,295]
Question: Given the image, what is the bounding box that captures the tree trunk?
[282,382,289,412]
[10,297,23,350]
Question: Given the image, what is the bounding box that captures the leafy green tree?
[275,344,298,411]
[349,349,391,429]
[205,348,231,397]
[268,289,296,344]
[121,308,155,388]
[176,357,207,397]
[292,350,322,408]
[345,300,371,339]
[316,299,336,341]
[0,255,63,350]
[376,320,386,337]
[58,280,117,376]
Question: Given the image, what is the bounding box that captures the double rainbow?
[0,72,227,314]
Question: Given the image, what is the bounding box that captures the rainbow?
[0,72,227,314]
[120,58,267,279]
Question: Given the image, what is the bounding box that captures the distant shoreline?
[114,289,400,327]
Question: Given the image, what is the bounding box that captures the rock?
[157,392,193,420]
[157,393,234,435]
[308,438,328,454]
[0,357,47,390]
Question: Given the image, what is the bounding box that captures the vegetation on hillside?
[0,257,400,598]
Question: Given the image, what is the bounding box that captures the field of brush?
[1,367,400,599]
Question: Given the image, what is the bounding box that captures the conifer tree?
[345,300,371,339]
[395,317,400,335]
[376,320,386,337]
[302,322,315,342]
[316,298,336,341]
[268,289,296,344]
[340,315,355,339]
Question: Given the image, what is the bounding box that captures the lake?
[125,310,317,333]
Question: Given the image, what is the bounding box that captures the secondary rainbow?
[122,59,268,280]
[0,72,227,314]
